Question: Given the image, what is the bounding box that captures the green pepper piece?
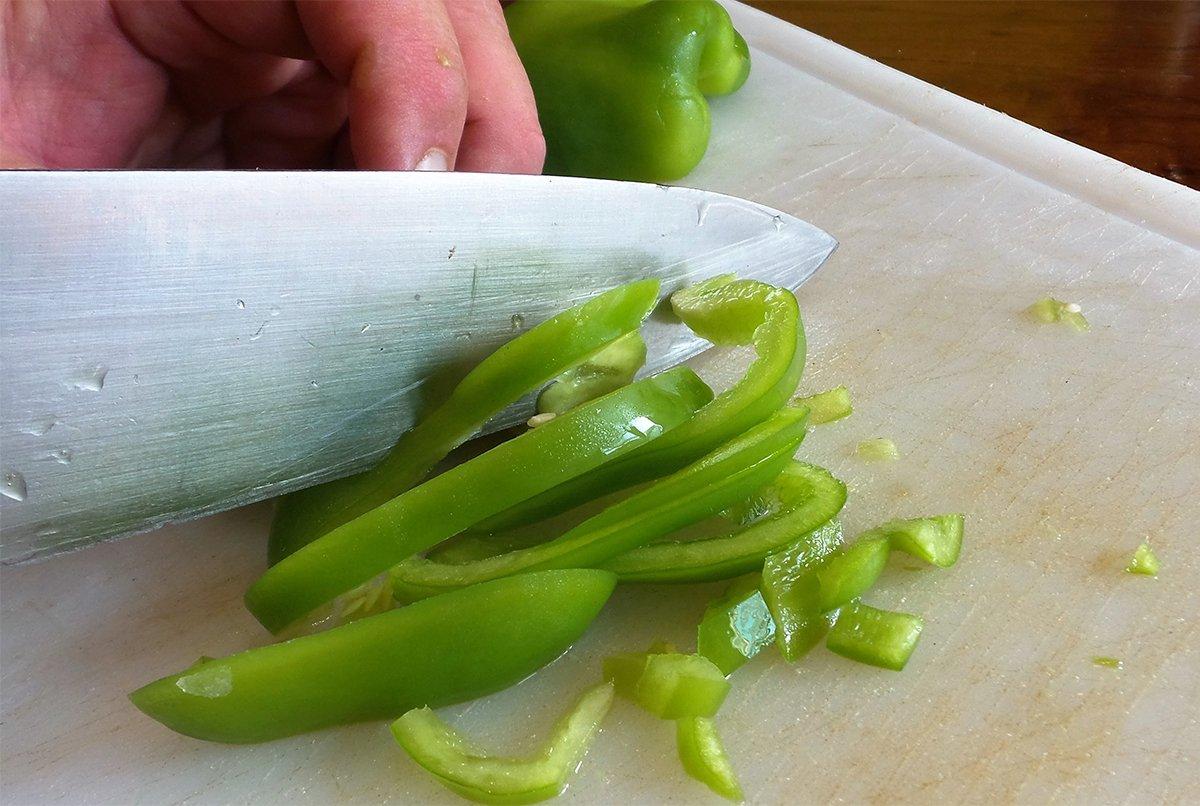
[246,367,710,633]
[390,407,809,601]
[390,682,614,805]
[130,570,616,743]
[867,514,964,568]
[826,602,924,671]
[696,575,775,675]
[1027,297,1090,332]
[537,331,647,416]
[1126,542,1160,577]
[268,279,662,565]
[759,521,844,661]
[601,461,846,583]
[506,0,750,182]
[604,652,730,719]
[792,385,852,425]
[676,717,744,803]
[483,276,805,532]
[813,537,891,612]
[856,437,899,461]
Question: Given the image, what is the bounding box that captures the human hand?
[0,0,545,171]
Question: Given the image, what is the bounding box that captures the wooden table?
[747,1,1200,190]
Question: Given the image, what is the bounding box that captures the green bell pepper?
[792,385,852,425]
[826,602,924,671]
[268,279,662,564]
[758,522,844,661]
[389,407,809,601]
[506,0,751,182]
[131,570,616,743]
[677,717,744,803]
[391,682,614,805]
[866,514,964,568]
[246,367,710,633]
[1126,542,1160,577]
[482,275,805,533]
[536,331,647,416]
[600,461,846,583]
[604,651,730,719]
[696,574,775,676]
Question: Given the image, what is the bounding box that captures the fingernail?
[415,149,448,171]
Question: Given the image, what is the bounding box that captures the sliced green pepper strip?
[813,537,891,612]
[390,407,810,602]
[826,602,924,671]
[759,522,844,661]
[867,514,964,568]
[792,385,852,425]
[131,570,616,744]
[697,574,775,676]
[604,652,730,719]
[677,717,744,803]
[537,331,647,416]
[246,367,711,633]
[601,461,846,583]
[390,682,614,805]
[268,279,662,564]
[507,0,751,182]
[483,276,806,532]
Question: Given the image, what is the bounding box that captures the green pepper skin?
[869,514,964,568]
[601,461,846,583]
[391,683,614,805]
[506,0,750,182]
[826,602,924,671]
[389,407,808,601]
[268,279,662,565]
[604,652,730,719]
[696,575,775,676]
[677,717,744,802]
[246,367,710,633]
[131,570,617,744]
[482,277,805,533]
[537,331,647,416]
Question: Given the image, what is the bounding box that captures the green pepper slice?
[826,602,924,671]
[246,367,710,633]
[867,514,964,568]
[269,279,662,564]
[759,522,844,661]
[601,461,846,583]
[677,717,744,803]
[389,407,810,602]
[604,651,730,719]
[507,0,750,182]
[537,331,647,416]
[391,682,614,805]
[131,570,616,743]
[483,276,805,533]
[792,385,852,425]
[696,574,775,676]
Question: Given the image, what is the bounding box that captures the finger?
[297,0,468,170]
[445,0,545,174]
[185,1,314,60]
[224,63,348,169]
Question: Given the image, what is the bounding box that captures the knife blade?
[0,170,836,563]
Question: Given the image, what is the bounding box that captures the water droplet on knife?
[20,416,57,436]
[510,314,525,330]
[236,299,245,310]
[72,365,108,391]
[309,380,319,389]
[249,322,267,341]
[360,324,371,334]
[269,307,281,317]
[47,449,72,465]
[697,202,710,226]
[2,470,28,501]
[772,214,784,232]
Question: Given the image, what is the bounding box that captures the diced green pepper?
[604,652,730,719]
[792,386,852,425]
[601,461,846,583]
[856,438,899,461]
[813,536,891,612]
[507,0,750,182]
[1027,297,1089,331]
[697,575,775,675]
[246,367,710,633]
[677,717,744,802]
[537,331,647,415]
[1126,542,1160,577]
[826,602,924,671]
[130,570,616,743]
[390,407,809,601]
[868,514,964,568]
[759,521,844,661]
[391,682,614,805]
[269,280,663,564]
[483,277,806,532]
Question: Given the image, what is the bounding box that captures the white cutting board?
[3,4,1198,803]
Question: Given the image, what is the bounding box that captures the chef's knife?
[0,171,836,563]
